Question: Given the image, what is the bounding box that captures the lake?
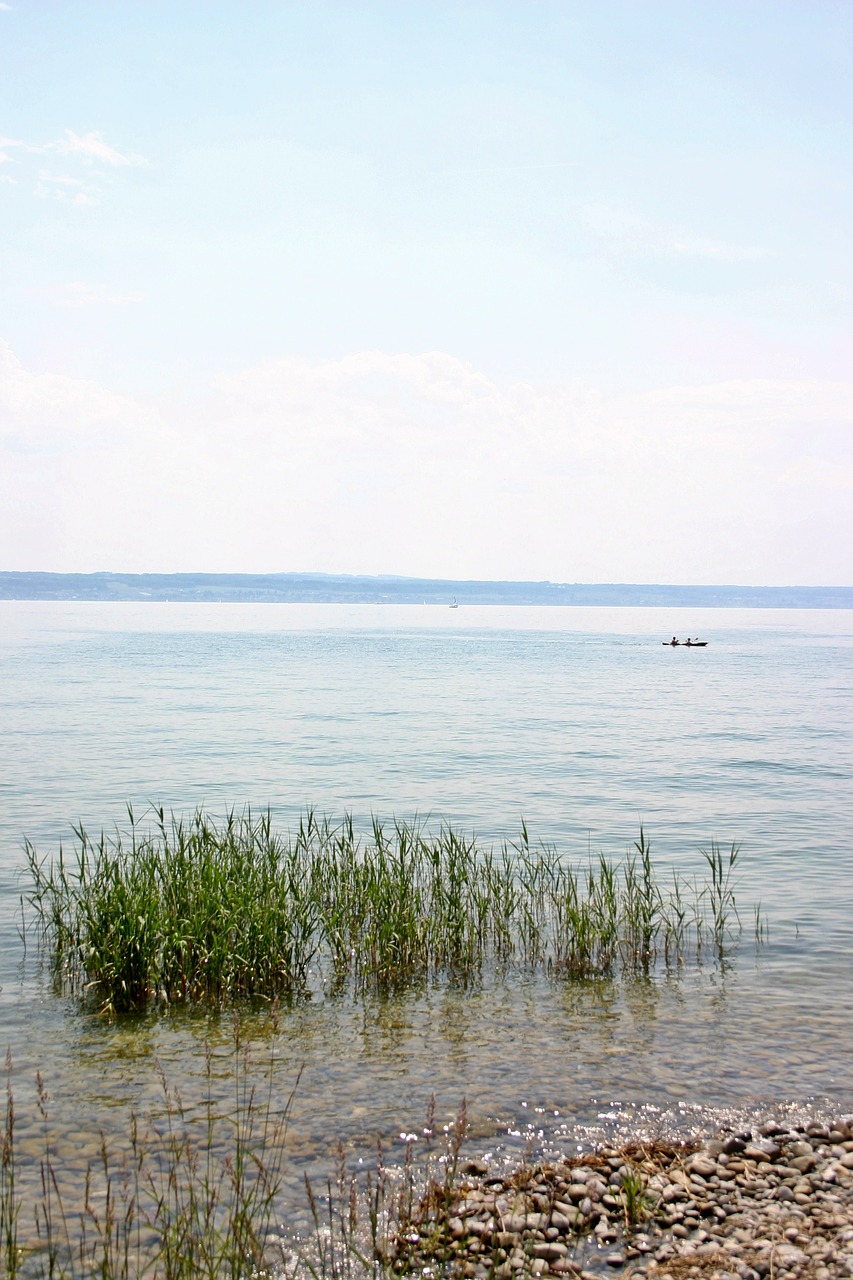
[1,601,851,1225]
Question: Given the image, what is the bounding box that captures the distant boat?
[449,597,459,609]
[663,638,708,647]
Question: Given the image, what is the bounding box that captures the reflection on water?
[5,957,852,1227]
[1,603,852,1240]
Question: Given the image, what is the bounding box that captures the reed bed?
[25,809,748,1014]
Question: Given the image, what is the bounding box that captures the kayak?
[662,641,708,647]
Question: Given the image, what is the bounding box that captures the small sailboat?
[449,597,459,609]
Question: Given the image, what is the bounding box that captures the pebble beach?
[388,1116,853,1280]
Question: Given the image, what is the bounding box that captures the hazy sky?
[1,1,851,583]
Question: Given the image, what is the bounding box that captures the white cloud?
[37,172,85,187]
[578,203,771,262]
[0,131,146,201]
[54,129,146,167]
[1,343,851,583]
[0,339,155,453]
[34,168,100,205]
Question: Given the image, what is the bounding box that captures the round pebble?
[386,1110,853,1280]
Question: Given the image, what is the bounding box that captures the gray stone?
[772,1243,807,1268]
[531,1242,568,1261]
[563,1183,589,1203]
[550,1209,581,1232]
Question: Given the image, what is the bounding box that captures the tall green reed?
[25,810,756,1013]
[700,840,741,952]
[1,1054,18,1280]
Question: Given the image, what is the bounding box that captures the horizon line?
[2,570,852,592]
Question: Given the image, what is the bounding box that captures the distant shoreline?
[1,571,852,609]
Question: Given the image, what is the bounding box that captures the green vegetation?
[0,1024,296,1280]
[1,1055,18,1280]
[1,1039,482,1280]
[301,1098,473,1280]
[618,1165,651,1231]
[26,808,751,1014]
[2,1058,481,1280]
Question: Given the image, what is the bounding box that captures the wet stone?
[789,1154,818,1173]
[387,1111,853,1280]
[564,1183,589,1202]
[531,1242,567,1261]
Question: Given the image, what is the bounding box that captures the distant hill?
[1,572,851,608]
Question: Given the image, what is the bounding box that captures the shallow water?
[1,602,852,1219]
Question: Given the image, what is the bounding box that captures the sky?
[1,1,851,585]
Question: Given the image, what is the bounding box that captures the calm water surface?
[1,602,852,1214]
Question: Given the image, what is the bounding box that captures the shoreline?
[3,1043,853,1277]
[382,1113,853,1280]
